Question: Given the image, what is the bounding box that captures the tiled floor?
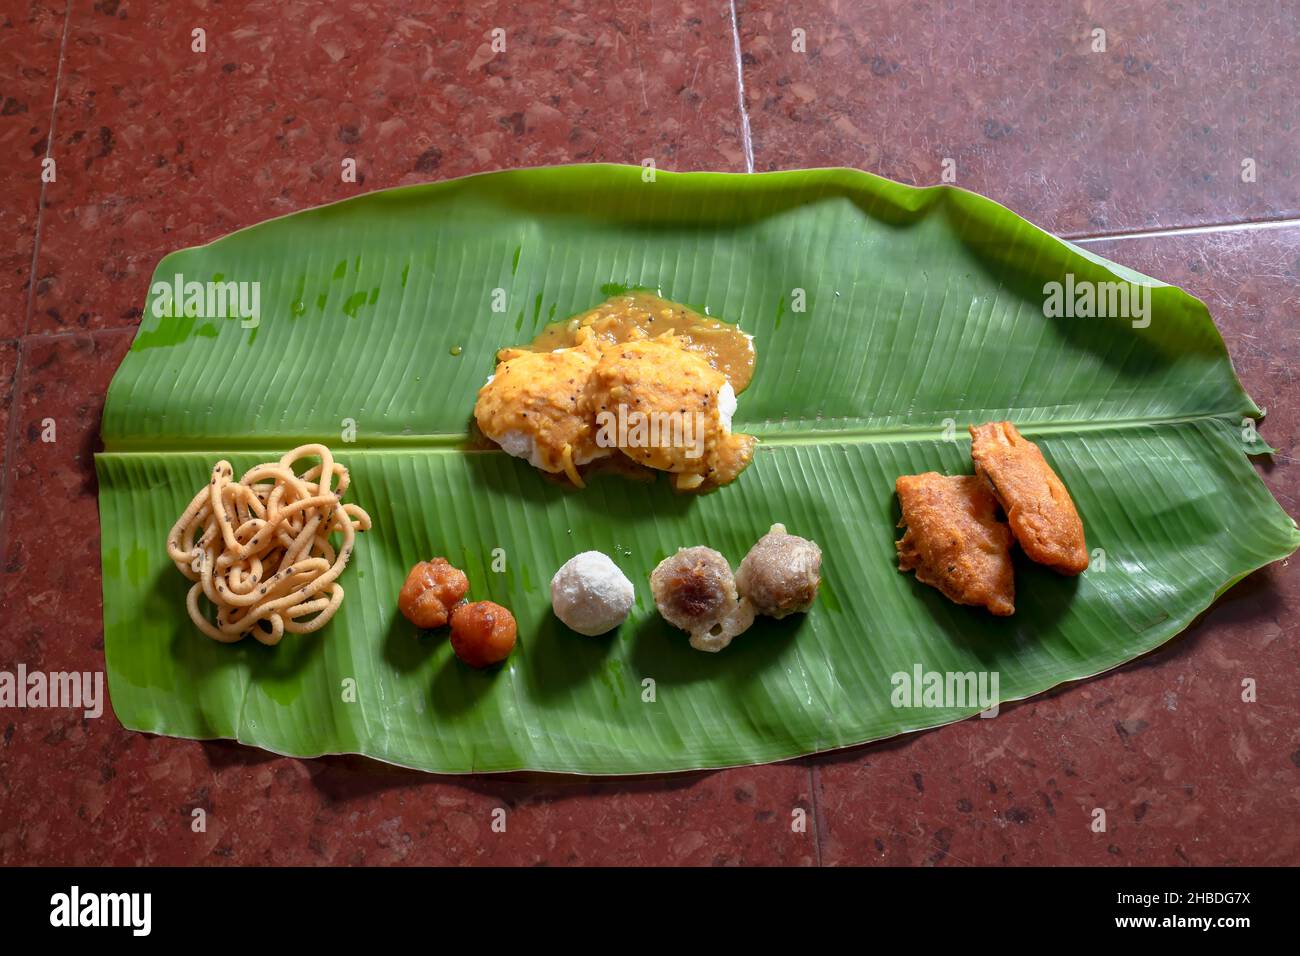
[737,0,1299,236]
[0,1,1295,865]
[0,0,66,337]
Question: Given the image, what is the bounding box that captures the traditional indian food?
[530,291,756,391]
[969,421,1089,575]
[587,335,754,490]
[550,551,635,636]
[165,443,371,645]
[475,293,756,490]
[735,523,823,618]
[449,601,518,668]
[472,339,605,487]
[398,557,469,629]
[895,472,1016,616]
[396,557,517,667]
[650,546,755,652]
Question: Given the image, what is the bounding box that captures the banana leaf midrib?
[97,407,1259,455]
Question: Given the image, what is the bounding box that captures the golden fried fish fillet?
[896,473,1015,616]
[969,421,1088,575]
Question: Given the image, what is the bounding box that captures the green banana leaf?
[97,165,1300,774]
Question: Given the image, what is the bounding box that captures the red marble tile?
[0,326,814,865]
[0,330,129,656]
[0,339,17,497]
[813,601,1300,867]
[812,224,1300,866]
[31,0,745,334]
[1,744,815,865]
[736,0,1298,237]
[0,1,67,337]
[0,330,126,864]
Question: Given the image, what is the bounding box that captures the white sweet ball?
[550,551,635,636]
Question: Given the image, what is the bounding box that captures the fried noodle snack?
[896,473,1016,616]
[969,421,1088,575]
[166,444,372,645]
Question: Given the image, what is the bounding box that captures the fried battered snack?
[896,473,1015,616]
[969,421,1088,575]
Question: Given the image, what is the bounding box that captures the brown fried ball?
[896,472,1015,616]
[398,558,469,629]
[969,421,1088,575]
[735,523,822,618]
[449,601,517,668]
[650,546,755,652]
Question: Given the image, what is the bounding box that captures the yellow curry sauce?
[476,293,756,491]
[526,292,756,393]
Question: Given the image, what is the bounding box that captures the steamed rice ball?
[550,551,635,635]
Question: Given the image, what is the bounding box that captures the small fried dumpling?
[650,546,755,652]
[969,421,1088,575]
[474,339,607,486]
[896,473,1015,616]
[735,523,822,618]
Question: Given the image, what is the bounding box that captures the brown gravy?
[526,292,756,393]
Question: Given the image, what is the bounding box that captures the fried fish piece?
[969,421,1088,575]
[896,473,1015,616]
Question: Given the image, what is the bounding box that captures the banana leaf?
[97,165,1300,774]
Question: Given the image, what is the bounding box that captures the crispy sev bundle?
[166,444,372,646]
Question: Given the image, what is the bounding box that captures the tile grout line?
[808,761,824,865]
[1067,214,1300,244]
[23,0,73,337]
[727,0,754,173]
[1,1,74,557]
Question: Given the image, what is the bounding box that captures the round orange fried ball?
[449,601,517,668]
[398,558,469,629]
